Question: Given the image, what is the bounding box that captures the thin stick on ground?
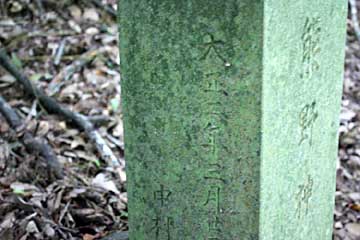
[35,0,45,16]
[350,0,360,42]
[49,48,99,95]
[54,38,67,66]
[0,48,124,174]
[0,95,63,179]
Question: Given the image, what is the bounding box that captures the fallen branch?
[18,54,80,63]
[87,115,112,126]
[49,48,99,95]
[350,0,360,42]
[5,30,78,50]
[0,48,123,173]
[0,95,63,179]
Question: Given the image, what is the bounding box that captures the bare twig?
[35,0,45,17]
[0,48,123,172]
[350,0,360,42]
[53,49,98,82]
[49,48,99,95]
[5,30,78,50]
[88,115,112,126]
[19,54,80,62]
[54,38,67,66]
[0,0,7,18]
[0,95,63,179]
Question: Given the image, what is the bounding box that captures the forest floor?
[0,1,359,240]
[0,1,126,239]
[335,2,360,240]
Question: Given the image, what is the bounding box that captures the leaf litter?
[0,1,126,239]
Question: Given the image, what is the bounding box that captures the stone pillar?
[118,1,347,239]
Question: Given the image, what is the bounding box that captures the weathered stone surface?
[118,1,347,239]
[260,1,347,239]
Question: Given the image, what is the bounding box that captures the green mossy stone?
[118,1,346,239]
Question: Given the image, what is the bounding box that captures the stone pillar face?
[118,1,347,239]
[259,1,347,239]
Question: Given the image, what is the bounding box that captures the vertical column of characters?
[151,184,174,239]
[199,32,231,239]
[296,16,321,220]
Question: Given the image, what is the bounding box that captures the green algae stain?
[119,1,263,239]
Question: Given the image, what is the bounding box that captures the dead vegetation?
[334,1,360,240]
[0,1,127,239]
